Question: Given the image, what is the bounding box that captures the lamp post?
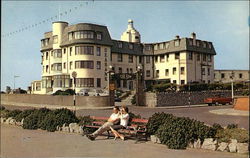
[188,80,192,107]
[108,65,115,106]
[230,72,234,102]
[14,75,20,92]
[72,71,77,115]
[136,65,143,106]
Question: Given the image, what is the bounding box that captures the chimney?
[175,35,180,39]
[191,32,196,45]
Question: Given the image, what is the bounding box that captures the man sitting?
[86,106,120,141]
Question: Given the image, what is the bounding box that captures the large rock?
[194,139,202,149]
[1,117,6,124]
[78,126,84,135]
[237,143,249,154]
[201,138,218,151]
[61,124,70,132]
[56,125,62,131]
[5,117,16,125]
[228,139,237,153]
[217,142,229,152]
[188,142,194,148]
[21,118,24,126]
[69,123,80,133]
[150,135,161,144]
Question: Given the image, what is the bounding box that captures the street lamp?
[108,65,115,106]
[230,72,234,102]
[14,75,20,91]
[72,71,77,115]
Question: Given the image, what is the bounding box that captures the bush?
[53,89,75,95]
[23,113,39,130]
[215,128,249,143]
[147,112,216,149]
[146,112,175,135]
[53,108,79,127]
[241,89,249,96]
[14,109,36,122]
[78,115,96,134]
[212,123,223,132]
[131,95,136,105]
[153,83,176,92]
[40,112,57,132]
[0,105,5,111]
[227,124,238,129]
[5,109,22,118]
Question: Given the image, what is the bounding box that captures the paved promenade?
[1,124,247,158]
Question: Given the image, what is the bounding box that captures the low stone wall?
[234,96,249,111]
[145,91,243,107]
[1,94,110,107]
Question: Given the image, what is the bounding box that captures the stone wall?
[1,94,110,107]
[145,91,243,107]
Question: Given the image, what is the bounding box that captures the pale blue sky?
[1,1,249,90]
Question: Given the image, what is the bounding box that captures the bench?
[82,116,148,141]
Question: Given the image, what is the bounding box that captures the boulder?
[21,118,24,126]
[228,139,237,153]
[237,143,249,154]
[188,142,194,148]
[217,142,229,152]
[78,126,84,135]
[69,123,80,133]
[150,135,161,144]
[201,138,218,151]
[5,117,16,125]
[56,125,62,131]
[1,117,6,124]
[194,139,202,149]
[61,124,70,132]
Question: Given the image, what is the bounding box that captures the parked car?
[78,89,90,96]
[204,96,233,106]
[78,89,109,96]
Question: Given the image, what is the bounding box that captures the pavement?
[209,108,249,116]
[0,124,248,158]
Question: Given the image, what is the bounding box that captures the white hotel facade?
[31,20,216,94]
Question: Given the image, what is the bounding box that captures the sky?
[1,0,249,91]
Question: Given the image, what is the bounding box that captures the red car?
[204,97,233,106]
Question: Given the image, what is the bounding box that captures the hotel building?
[31,20,216,94]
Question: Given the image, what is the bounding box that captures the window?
[155,56,158,62]
[74,31,94,39]
[75,46,94,55]
[239,73,243,78]
[118,67,122,73]
[129,44,133,49]
[53,49,62,58]
[118,54,123,62]
[52,63,62,71]
[96,47,101,56]
[63,62,66,69]
[175,53,180,59]
[96,61,101,69]
[165,69,169,76]
[145,45,151,51]
[76,78,94,87]
[41,38,50,47]
[46,52,49,60]
[97,78,101,87]
[208,68,210,76]
[46,65,49,72]
[68,32,74,41]
[104,48,107,52]
[221,73,225,78]
[70,47,72,56]
[154,45,158,50]
[174,40,180,46]
[130,68,133,73]
[203,54,207,61]
[139,56,142,63]
[156,70,159,78]
[188,52,193,60]
[97,33,102,40]
[197,54,200,61]
[118,42,123,48]
[173,80,177,84]
[173,67,177,75]
[53,35,58,44]
[63,48,66,54]
[166,54,169,61]
[208,55,212,62]
[160,55,165,62]
[75,61,94,69]
[189,39,193,46]
[202,68,206,75]
[203,42,207,48]
[196,41,200,47]
[123,80,127,88]
[181,67,185,75]
[69,62,73,70]
[146,56,150,64]
[128,55,133,63]
[208,43,212,49]
[159,43,164,49]
[181,80,185,85]
[51,51,53,56]
[146,70,150,77]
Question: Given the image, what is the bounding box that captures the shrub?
[227,124,238,129]
[131,95,136,105]
[78,115,96,134]
[216,128,249,143]
[153,83,176,92]
[53,89,75,95]
[5,109,22,118]
[23,113,39,130]
[0,105,5,111]
[212,123,223,132]
[14,109,36,122]
[53,108,79,127]
[241,89,249,96]
[40,112,57,132]
[146,112,175,135]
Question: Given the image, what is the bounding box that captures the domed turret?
[121,19,141,43]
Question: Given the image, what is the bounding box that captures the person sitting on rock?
[86,106,120,141]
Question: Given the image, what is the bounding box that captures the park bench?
[82,116,149,141]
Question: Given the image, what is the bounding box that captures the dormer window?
[68,32,74,41]
[129,43,133,49]
[174,40,180,46]
[74,31,94,39]
[203,42,207,48]
[97,33,102,40]
[118,42,123,48]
